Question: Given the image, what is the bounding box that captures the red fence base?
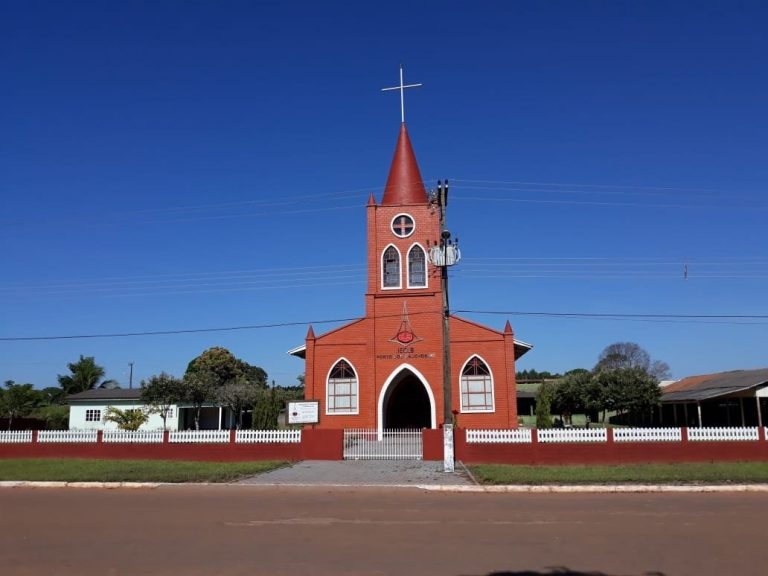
[422,428,443,461]
[4,428,768,465]
[454,428,768,465]
[0,442,303,462]
[0,429,344,463]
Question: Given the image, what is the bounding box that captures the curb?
[418,483,768,493]
[0,481,161,489]
[4,481,768,492]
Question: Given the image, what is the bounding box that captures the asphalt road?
[1,486,765,576]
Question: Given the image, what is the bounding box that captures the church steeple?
[381,123,428,205]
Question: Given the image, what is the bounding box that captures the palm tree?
[103,406,148,431]
[58,355,118,395]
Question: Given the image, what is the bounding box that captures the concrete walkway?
[238,459,476,486]
[234,461,768,492]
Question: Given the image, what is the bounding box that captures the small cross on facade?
[382,64,422,123]
[394,215,414,236]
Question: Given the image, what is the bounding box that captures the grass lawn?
[467,461,768,485]
[0,459,289,483]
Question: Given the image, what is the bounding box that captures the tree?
[251,387,283,430]
[516,369,562,381]
[556,370,604,424]
[32,405,69,429]
[38,387,66,406]
[216,378,261,429]
[141,372,185,431]
[534,380,557,429]
[593,368,661,425]
[186,347,237,385]
[1,381,39,430]
[58,355,118,395]
[182,374,214,431]
[103,406,149,431]
[239,362,268,388]
[594,342,671,381]
[186,347,266,389]
[183,347,268,430]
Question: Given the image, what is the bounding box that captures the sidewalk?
[4,459,768,492]
[234,460,768,492]
[237,460,476,487]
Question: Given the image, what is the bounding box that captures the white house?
[67,389,231,431]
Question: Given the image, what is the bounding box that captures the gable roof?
[451,314,533,360]
[68,388,143,402]
[661,368,768,402]
[287,314,533,360]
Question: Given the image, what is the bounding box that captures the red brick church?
[290,121,531,432]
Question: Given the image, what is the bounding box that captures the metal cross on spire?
[381,64,422,123]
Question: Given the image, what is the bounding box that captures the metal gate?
[343,428,423,460]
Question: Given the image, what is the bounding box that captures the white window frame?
[85,409,102,422]
[381,244,402,289]
[326,358,360,415]
[459,355,495,413]
[390,213,416,238]
[406,243,428,289]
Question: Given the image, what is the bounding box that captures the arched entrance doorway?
[381,368,432,429]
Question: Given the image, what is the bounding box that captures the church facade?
[291,123,531,432]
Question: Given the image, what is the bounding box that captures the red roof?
[381,124,428,205]
[661,368,768,402]
[663,373,715,394]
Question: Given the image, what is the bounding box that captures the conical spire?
[382,124,428,205]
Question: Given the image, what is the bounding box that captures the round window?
[391,214,415,238]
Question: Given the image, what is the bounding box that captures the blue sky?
[2,1,767,388]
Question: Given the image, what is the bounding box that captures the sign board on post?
[287,401,320,425]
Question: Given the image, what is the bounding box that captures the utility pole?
[428,180,461,472]
[128,362,134,389]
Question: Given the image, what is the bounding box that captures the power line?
[0,317,361,342]
[450,178,756,195]
[455,309,768,320]
[0,188,372,230]
[3,176,765,231]
[456,194,767,211]
[3,308,768,342]
[4,254,768,301]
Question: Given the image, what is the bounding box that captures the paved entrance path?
[238,459,475,486]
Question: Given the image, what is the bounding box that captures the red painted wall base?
[3,429,768,465]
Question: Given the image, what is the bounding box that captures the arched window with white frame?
[460,355,495,412]
[382,245,401,289]
[326,359,359,415]
[407,244,427,288]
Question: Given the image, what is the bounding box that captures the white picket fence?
[235,429,301,443]
[343,428,423,460]
[168,430,230,443]
[0,431,33,443]
[687,426,760,442]
[464,427,765,444]
[37,430,98,443]
[102,430,165,443]
[537,428,608,443]
[466,429,533,444]
[613,427,683,442]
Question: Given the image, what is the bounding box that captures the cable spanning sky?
[2,1,767,386]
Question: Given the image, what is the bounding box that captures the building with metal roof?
[660,368,768,428]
